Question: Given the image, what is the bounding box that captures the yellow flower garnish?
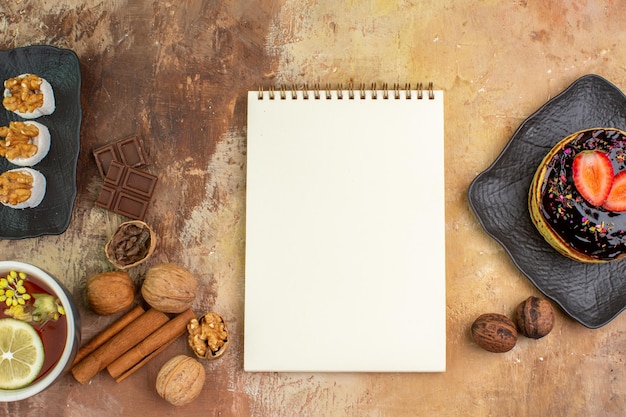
[0,270,31,312]
[1,270,66,325]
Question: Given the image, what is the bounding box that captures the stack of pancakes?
[529,128,626,263]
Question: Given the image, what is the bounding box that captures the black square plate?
[468,74,626,329]
[0,46,81,239]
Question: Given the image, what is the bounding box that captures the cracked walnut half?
[187,312,229,360]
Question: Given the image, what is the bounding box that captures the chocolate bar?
[96,161,157,220]
[93,135,148,177]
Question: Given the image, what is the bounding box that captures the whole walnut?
[156,355,205,406]
[471,313,517,353]
[86,271,135,315]
[141,263,197,313]
[514,296,555,339]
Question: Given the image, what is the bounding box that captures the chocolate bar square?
[122,167,158,199]
[117,136,148,168]
[93,135,149,178]
[95,184,117,209]
[114,191,150,220]
[105,161,126,187]
[93,144,119,178]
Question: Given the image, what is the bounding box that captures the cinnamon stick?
[114,336,177,383]
[107,308,196,379]
[71,308,169,384]
[72,305,145,365]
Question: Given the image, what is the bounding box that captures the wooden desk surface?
[1,1,625,416]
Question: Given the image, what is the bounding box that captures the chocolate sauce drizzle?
[539,128,626,261]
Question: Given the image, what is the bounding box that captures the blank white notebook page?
[244,87,445,372]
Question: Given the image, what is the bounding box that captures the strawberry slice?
[605,171,626,211]
[572,150,613,207]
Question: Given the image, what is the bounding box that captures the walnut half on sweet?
[187,312,230,360]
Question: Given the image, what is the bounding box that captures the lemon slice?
[0,318,44,389]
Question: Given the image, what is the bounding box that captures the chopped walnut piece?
[3,74,44,113]
[0,170,33,205]
[0,122,39,159]
[187,312,229,360]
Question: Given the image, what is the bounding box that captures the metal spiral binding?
[257,82,435,100]
[313,84,321,100]
[359,83,367,100]
[428,81,435,100]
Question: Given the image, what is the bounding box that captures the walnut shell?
[187,312,230,360]
[471,313,517,353]
[105,220,156,270]
[514,296,555,339]
[86,271,135,315]
[156,355,205,406]
[141,263,197,313]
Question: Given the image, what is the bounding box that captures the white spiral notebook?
[244,84,445,372]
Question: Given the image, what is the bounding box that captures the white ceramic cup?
[0,261,80,402]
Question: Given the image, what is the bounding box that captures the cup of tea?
[0,261,80,402]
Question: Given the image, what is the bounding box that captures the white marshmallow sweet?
[2,121,51,167]
[3,74,55,119]
[0,168,46,209]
